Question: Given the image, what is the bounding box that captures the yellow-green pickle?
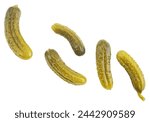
[45,49,86,85]
[5,5,32,60]
[117,50,145,101]
[52,23,85,56]
[96,40,113,90]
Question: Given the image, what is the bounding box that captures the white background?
[0,0,150,122]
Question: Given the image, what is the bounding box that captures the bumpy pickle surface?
[45,49,86,85]
[5,5,32,59]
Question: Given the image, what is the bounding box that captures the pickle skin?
[117,50,145,101]
[5,5,32,60]
[51,23,85,56]
[96,40,113,90]
[45,49,86,85]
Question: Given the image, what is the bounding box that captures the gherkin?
[51,23,85,56]
[45,49,86,85]
[5,5,32,60]
[117,50,145,101]
[96,40,113,90]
